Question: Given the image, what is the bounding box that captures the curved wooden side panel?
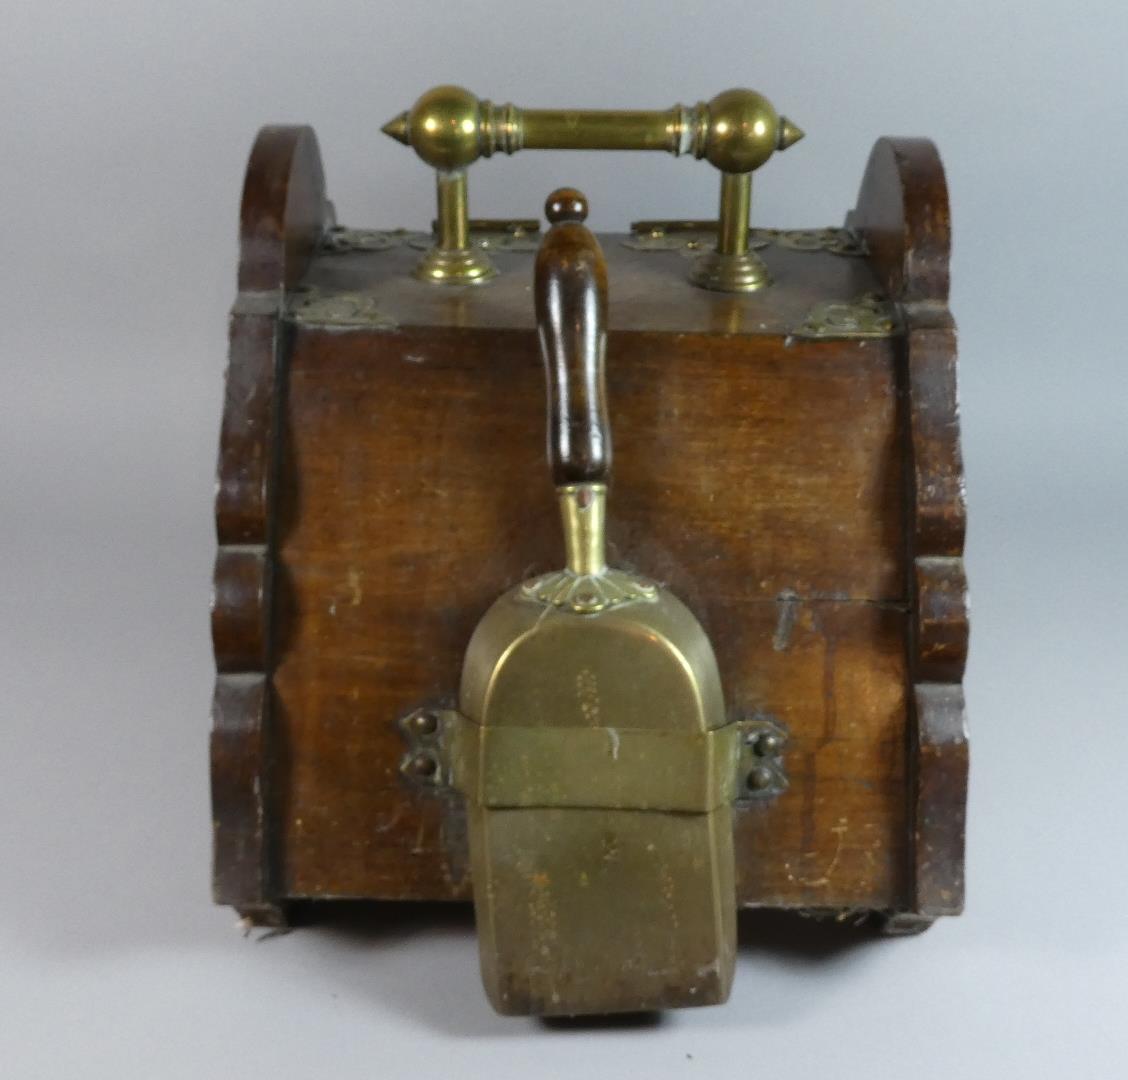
[211,126,329,925]
[852,137,950,306]
[237,125,331,293]
[855,138,968,929]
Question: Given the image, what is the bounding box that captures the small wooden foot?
[236,902,290,930]
[880,912,935,936]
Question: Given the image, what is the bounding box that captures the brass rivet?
[410,711,439,737]
[753,732,781,757]
[747,765,774,791]
[406,752,439,780]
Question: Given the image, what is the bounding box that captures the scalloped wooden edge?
[210,126,330,925]
[854,138,968,928]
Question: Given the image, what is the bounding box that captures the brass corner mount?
[381,85,803,290]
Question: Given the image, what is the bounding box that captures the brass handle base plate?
[689,249,772,292]
[413,244,497,285]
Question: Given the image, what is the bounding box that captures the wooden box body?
[211,129,968,932]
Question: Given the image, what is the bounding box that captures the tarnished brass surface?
[689,171,773,292]
[453,721,740,811]
[287,285,396,329]
[468,805,735,1014]
[521,484,658,613]
[519,566,657,613]
[397,706,790,811]
[458,587,736,1015]
[624,222,867,258]
[734,715,790,800]
[382,85,803,289]
[414,170,496,284]
[381,86,802,172]
[793,292,898,339]
[558,483,607,576]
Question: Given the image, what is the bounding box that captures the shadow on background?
[292,900,885,1037]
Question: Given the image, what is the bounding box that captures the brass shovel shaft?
[558,484,607,576]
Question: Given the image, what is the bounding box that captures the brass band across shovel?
[454,189,739,1016]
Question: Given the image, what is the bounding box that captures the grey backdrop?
[2,1,1125,1076]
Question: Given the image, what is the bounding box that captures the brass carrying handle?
[383,85,804,291]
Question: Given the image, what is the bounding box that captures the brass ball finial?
[404,84,482,171]
[703,88,800,174]
[545,187,588,224]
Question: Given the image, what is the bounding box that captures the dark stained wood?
[210,675,278,920]
[213,131,968,927]
[905,325,966,556]
[212,547,269,674]
[210,126,331,923]
[536,191,611,485]
[732,600,908,909]
[915,555,969,684]
[214,309,278,545]
[272,321,907,905]
[854,137,968,926]
[237,125,330,293]
[852,137,950,306]
[911,683,968,917]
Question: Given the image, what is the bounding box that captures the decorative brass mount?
[625,221,868,257]
[382,85,803,290]
[399,706,790,806]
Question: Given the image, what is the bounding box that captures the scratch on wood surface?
[411,812,427,855]
[822,624,839,742]
[347,568,363,605]
[373,806,405,834]
[773,588,800,651]
[795,818,849,888]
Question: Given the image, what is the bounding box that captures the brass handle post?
[383,86,803,289]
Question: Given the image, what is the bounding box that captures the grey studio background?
[2,1,1125,1077]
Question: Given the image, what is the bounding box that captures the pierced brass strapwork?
[624,222,868,257]
[287,286,396,330]
[382,85,803,289]
[793,292,899,339]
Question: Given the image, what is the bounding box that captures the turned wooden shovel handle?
[534,188,610,487]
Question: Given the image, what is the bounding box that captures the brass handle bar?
[518,108,690,153]
[382,86,804,290]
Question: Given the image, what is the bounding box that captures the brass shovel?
[455,189,738,1016]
